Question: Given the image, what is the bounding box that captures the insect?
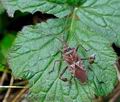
[59,43,87,83]
[49,39,95,83]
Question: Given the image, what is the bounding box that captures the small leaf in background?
[1,34,15,57]
[0,1,5,14]
[0,48,5,71]
[0,34,15,71]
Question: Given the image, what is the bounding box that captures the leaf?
[2,0,120,44]
[0,46,5,71]
[1,34,15,57]
[47,0,86,6]
[77,0,120,44]
[0,1,5,14]
[0,34,14,71]
[8,17,117,102]
[0,48,5,66]
[6,0,119,101]
[1,0,71,17]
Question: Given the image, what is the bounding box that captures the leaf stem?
[0,85,28,89]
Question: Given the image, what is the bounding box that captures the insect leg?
[81,57,94,64]
[76,44,80,52]
[81,58,88,60]
[59,66,68,82]
[76,44,89,52]
[88,54,96,64]
[69,75,73,84]
[49,60,63,74]
[68,75,73,92]
[81,54,96,64]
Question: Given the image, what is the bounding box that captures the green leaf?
[77,0,120,44]
[5,0,119,101]
[1,0,71,17]
[0,46,6,71]
[2,0,120,44]
[0,34,15,70]
[1,34,15,57]
[0,48,5,65]
[47,0,86,6]
[8,17,117,102]
[0,1,5,14]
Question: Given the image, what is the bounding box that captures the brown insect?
[59,43,87,83]
[49,39,95,83]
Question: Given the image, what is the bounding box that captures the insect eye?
[64,48,72,53]
[67,48,72,51]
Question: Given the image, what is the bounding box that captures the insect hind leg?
[81,54,96,64]
[76,44,90,52]
[59,66,68,82]
[49,60,63,74]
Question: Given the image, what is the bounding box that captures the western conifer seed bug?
[49,38,95,83]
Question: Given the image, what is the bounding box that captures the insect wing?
[74,67,87,83]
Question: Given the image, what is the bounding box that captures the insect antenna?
[54,36,69,49]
